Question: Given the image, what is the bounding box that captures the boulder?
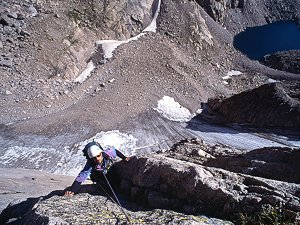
[116,155,300,220]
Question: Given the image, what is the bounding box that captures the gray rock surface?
[200,83,300,129]
[261,50,300,74]
[115,154,300,221]
[1,140,300,224]
[166,138,300,183]
[19,193,233,225]
[205,147,300,183]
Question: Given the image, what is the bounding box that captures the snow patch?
[76,130,138,157]
[96,33,145,59]
[74,61,95,83]
[0,145,80,175]
[154,96,193,122]
[0,130,137,176]
[267,78,278,83]
[143,0,161,32]
[222,70,243,80]
[73,0,161,83]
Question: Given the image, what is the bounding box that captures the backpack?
[82,140,104,160]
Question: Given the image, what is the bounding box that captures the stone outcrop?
[261,50,300,74]
[1,141,300,224]
[195,0,244,23]
[1,191,233,224]
[206,147,300,183]
[158,0,213,50]
[116,154,300,221]
[197,0,300,28]
[165,138,300,184]
[199,83,300,129]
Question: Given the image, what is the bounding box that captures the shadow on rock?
[194,83,300,130]
[0,190,62,225]
[0,183,104,225]
[1,178,224,225]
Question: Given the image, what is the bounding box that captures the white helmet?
[87,145,103,158]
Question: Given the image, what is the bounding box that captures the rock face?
[206,147,300,183]
[166,138,300,184]
[1,139,300,224]
[116,154,300,221]
[2,192,233,225]
[200,83,300,129]
[196,0,300,29]
[261,50,300,74]
[195,0,245,23]
[158,0,214,50]
[23,194,234,224]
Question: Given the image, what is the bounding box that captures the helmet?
[87,145,103,158]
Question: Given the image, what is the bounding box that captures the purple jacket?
[70,147,126,193]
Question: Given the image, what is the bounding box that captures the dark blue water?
[233,21,300,60]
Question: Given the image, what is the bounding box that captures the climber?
[64,140,130,196]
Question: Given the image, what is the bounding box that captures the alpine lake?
[233,20,300,60]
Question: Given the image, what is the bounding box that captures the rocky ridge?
[19,194,233,225]
[1,139,299,224]
[200,83,300,129]
[261,50,300,74]
[116,154,300,221]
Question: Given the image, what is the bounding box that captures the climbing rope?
[97,174,132,225]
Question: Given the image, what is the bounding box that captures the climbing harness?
[97,173,132,225]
